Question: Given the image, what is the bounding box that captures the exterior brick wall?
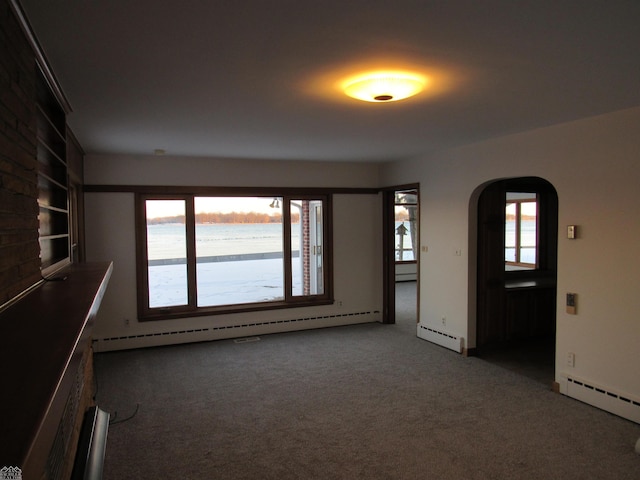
[302,201,310,295]
[0,2,41,305]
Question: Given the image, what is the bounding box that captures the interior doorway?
[475,177,558,385]
[382,185,419,328]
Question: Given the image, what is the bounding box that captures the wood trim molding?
[83,184,381,195]
[9,0,72,113]
[379,182,420,192]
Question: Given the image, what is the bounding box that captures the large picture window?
[136,193,332,320]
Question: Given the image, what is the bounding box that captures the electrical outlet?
[567,352,575,367]
[441,316,446,326]
[124,318,130,326]
[337,300,343,307]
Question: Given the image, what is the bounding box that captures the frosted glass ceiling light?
[343,72,426,103]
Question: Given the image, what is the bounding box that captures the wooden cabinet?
[505,279,556,341]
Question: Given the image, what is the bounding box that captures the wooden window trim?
[135,191,333,321]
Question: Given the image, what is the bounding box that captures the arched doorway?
[475,177,558,384]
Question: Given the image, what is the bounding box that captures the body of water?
[147,223,302,307]
[147,223,298,261]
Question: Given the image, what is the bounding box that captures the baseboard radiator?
[94,310,380,352]
[71,406,110,480]
[417,324,463,353]
[561,374,640,424]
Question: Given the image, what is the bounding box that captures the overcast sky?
[146,197,282,219]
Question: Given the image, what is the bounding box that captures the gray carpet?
[94,283,640,479]
[394,280,418,329]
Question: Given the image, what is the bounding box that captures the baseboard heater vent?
[95,310,379,348]
[565,375,640,424]
[417,324,463,353]
[71,406,109,480]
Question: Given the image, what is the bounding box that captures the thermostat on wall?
[566,292,577,315]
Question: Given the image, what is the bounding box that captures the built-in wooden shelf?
[36,67,71,277]
[0,262,112,479]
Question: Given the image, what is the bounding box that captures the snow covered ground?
[149,257,302,308]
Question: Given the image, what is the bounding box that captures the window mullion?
[534,195,540,268]
[282,197,293,301]
[515,202,522,264]
[185,195,198,309]
[137,194,151,315]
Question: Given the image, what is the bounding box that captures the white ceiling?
[19,0,640,162]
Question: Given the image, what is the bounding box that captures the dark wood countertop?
[505,277,556,290]
[0,261,112,474]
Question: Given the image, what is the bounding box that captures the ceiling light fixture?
[342,71,426,103]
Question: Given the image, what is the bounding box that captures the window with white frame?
[505,193,537,270]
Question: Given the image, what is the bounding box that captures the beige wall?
[383,106,640,404]
[84,108,640,419]
[84,156,383,351]
[84,155,381,188]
